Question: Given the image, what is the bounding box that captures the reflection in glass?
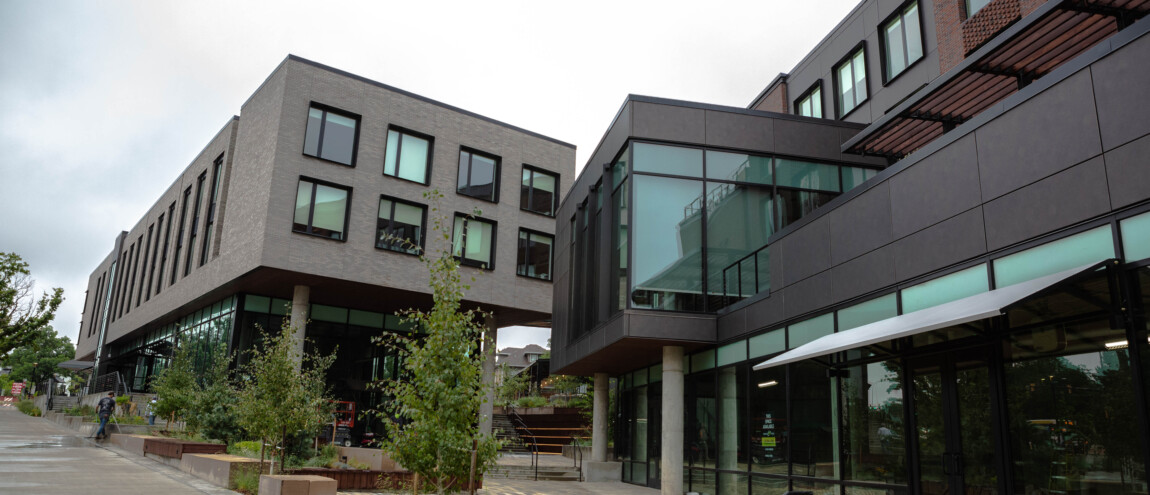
[634,142,703,177]
[717,365,748,492]
[706,150,772,184]
[451,217,494,267]
[777,189,837,230]
[842,361,906,484]
[707,182,773,308]
[792,362,837,478]
[901,264,988,313]
[775,159,841,192]
[992,225,1112,288]
[630,175,705,311]
[517,231,553,280]
[688,370,717,468]
[377,198,424,254]
[750,365,787,474]
[384,130,430,184]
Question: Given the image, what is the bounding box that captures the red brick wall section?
[754,83,788,113]
[934,0,967,73]
[1020,0,1046,17]
[963,0,1021,54]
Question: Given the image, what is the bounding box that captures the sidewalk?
[0,407,235,494]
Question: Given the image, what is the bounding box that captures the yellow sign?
[762,437,776,447]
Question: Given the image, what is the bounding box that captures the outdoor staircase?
[486,464,581,482]
[48,396,79,413]
[493,414,530,454]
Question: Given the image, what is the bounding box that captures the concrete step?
[487,466,582,482]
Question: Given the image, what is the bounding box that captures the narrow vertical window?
[158,202,175,293]
[882,2,923,82]
[457,148,501,202]
[834,44,868,118]
[200,155,224,266]
[121,241,138,317]
[302,104,360,166]
[171,187,191,285]
[137,225,153,307]
[383,127,433,184]
[293,178,351,241]
[520,166,559,217]
[517,229,554,280]
[451,215,496,269]
[146,213,163,301]
[966,0,991,18]
[184,172,205,276]
[376,196,426,254]
[794,82,823,118]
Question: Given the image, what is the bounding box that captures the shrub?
[63,404,95,417]
[515,395,547,408]
[231,468,260,494]
[229,440,262,458]
[16,399,41,416]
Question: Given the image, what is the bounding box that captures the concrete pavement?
[0,407,236,494]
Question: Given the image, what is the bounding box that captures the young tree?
[234,323,335,474]
[186,343,241,444]
[0,253,65,359]
[378,191,501,494]
[151,341,197,429]
[3,325,74,385]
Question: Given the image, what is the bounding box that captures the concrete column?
[478,315,498,436]
[592,372,610,462]
[661,346,684,495]
[289,285,310,369]
[719,366,739,495]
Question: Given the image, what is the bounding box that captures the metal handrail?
[507,406,540,481]
[719,242,770,309]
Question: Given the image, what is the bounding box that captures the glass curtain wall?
[111,295,237,390]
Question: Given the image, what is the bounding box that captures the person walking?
[146,397,158,426]
[94,392,115,440]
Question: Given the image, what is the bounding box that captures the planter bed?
[142,437,226,459]
[289,468,484,491]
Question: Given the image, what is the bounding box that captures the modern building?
[553,1,1150,494]
[75,55,575,436]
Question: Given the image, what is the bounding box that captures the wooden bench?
[259,474,337,495]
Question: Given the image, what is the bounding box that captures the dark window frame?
[879,0,926,85]
[964,0,991,19]
[292,177,352,242]
[456,147,502,203]
[171,187,191,286]
[375,195,427,255]
[517,227,555,282]
[200,155,224,266]
[184,172,206,277]
[452,213,498,270]
[832,42,871,120]
[520,164,560,217]
[146,213,163,302]
[793,80,824,118]
[158,202,174,293]
[137,224,153,307]
[302,102,361,167]
[383,125,434,185]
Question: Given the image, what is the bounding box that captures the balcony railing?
[719,243,771,309]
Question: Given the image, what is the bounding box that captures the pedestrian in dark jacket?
[95,392,115,440]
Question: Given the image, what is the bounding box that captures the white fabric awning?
[753,261,1109,370]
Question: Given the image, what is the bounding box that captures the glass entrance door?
[911,348,999,495]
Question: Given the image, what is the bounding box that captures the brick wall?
[753,83,788,113]
[962,0,1021,54]
[935,0,1032,73]
[934,0,967,73]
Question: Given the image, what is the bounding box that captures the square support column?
[661,346,684,495]
[478,315,497,436]
[592,372,609,462]
[289,285,310,370]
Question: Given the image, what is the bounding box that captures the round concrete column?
[592,372,610,462]
[478,315,498,436]
[289,285,310,369]
[661,346,684,495]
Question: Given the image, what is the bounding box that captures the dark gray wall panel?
[889,134,982,238]
[975,70,1102,200]
[717,310,747,342]
[745,292,785,333]
[627,313,716,342]
[631,102,705,144]
[587,102,632,177]
[892,207,987,281]
[779,216,831,285]
[983,157,1111,250]
[605,317,625,345]
[1092,32,1150,151]
[829,181,893,264]
[774,119,843,162]
[769,242,785,289]
[784,271,835,320]
[1104,133,1150,209]
[705,110,773,152]
[831,246,896,302]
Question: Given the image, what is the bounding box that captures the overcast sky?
[0,0,860,352]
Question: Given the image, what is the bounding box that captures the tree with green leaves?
[377,190,501,494]
[186,343,242,444]
[2,325,74,386]
[151,341,197,429]
[234,323,335,474]
[0,253,64,360]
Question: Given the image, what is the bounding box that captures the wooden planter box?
[289,468,482,490]
[142,437,226,459]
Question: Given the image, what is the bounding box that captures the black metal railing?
[719,243,771,309]
[87,371,131,397]
[508,406,540,481]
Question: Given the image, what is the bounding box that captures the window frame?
[383,125,434,185]
[520,164,560,217]
[516,227,555,282]
[832,42,870,120]
[456,146,502,203]
[793,80,824,118]
[964,0,992,19]
[879,0,925,85]
[302,102,361,167]
[199,154,224,266]
[375,195,427,256]
[452,213,498,270]
[292,177,352,242]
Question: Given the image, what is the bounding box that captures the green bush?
[231,468,260,494]
[63,404,95,417]
[229,440,262,458]
[302,443,340,468]
[515,395,547,408]
[16,399,41,416]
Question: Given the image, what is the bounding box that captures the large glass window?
[293,178,350,241]
[517,229,553,280]
[841,360,907,484]
[842,166,878,191]
[750,365,787,474]
[630,174,705,312]
[792,361,837,478]
[776,159,841,192]
[457,148,500,202]
[795,82,823,118]
[452,215,496,269]
[303,104,359,166]
[838,293,898,331]
[376,196,425,254]
[882,2,923,82]
[708,182,774,307]
[835,46,869,118]
[993,225,1114,287]
[521,166,558,217]
[706,151,772,184]
[789,313,835,348]
[200,155,224,266]
[184,172,205,276]
[171,187,191,285]
[1122,211,1150,262]
[901,264,988,313]
[384,127,432,184]
[634,142,703,177]
[717,364,749,488]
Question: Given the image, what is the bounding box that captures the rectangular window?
[123,239,140,315]
[520,166,559,217]
[452,215,496,269]
[171,187,191,285]
[1122,211,1150,262]
[457,148,500,202]
[901,264,988,313]
[966,0,991,18]
[184,172,206,276]
[882,2,923,82]
[517,229,554,280]
[293,178,350,241]
[794,82,823,118]
[146,213,162,301]
[376,196,426,254]
[303,103,359,166]
[993,225,1114,288]
[158,202,174,292]
[834,44,869,118]
[136,225,153,307]
[384,127,432,184]
[200,155,224,266]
